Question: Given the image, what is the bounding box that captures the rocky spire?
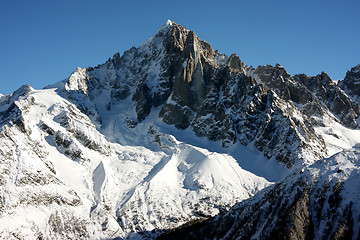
[339,64,360,97]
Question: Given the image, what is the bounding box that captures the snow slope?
[160,145,360,239]
[0,86,272,239]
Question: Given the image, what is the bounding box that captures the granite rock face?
[296,71,360,128]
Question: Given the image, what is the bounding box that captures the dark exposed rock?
[339,64,360,97]
[54,131,72,149]
[111,52,121,69]
[132,83,153,122]
[254,65,360,129]
[159,103,194,129]
[192,87,236,147]
[39,121,55,135]
[74,130,105,153]
[255,65,313,104]
[227,53,244,73]
[296,72,360,128]
[52,131,86,162]
[111,84,130,101]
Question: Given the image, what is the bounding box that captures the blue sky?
[1,0,359,95]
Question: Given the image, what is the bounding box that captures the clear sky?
[1,0,359,95]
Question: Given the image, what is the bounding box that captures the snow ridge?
[161,145,360,239]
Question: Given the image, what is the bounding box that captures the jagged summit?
[12,84,33,96]
[351,64,360,72]
[64,67,89,94]
[153,19,176,37]
[5,84,34,104]
[338,64,360,103]
[158,19,176,30]
[166,19,174,26]
[59,21,360,167]
[160,19,175,30]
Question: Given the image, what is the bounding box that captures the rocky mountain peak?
[159,21,215,65]
[11,84,33,98]
[228,54,244,73]
[57,22,360,169]
[338,64,360,100]
[161,19,175,29]
[349,64,360,73]
[65,67,90,94]
[3,84,34,107]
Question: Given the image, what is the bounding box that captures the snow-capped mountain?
[55,21,360,168]
[0,20,360,239]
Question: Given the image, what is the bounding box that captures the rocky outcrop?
[254,64,360,129]
[339,64,360,103]
[296,71,360,128]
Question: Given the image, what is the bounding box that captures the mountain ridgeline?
[0,20,360,239]
[65,20,359,168]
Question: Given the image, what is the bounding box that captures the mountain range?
[0,20,359,239]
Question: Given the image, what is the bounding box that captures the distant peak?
[11,84,33,99]
[350,64,360,73]
[165,19,174,26]
[275,63,284,69]
[158,20,176,33]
